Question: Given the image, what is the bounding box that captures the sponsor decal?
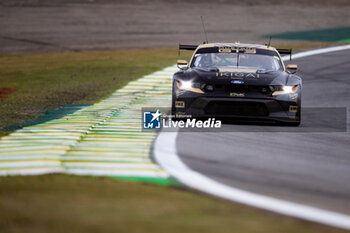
[289,105,299,112]
[231,80,244,84]
[246,73,259,79]
[216,72,231,78]
[175,101,185,108]
[244,48,257,54]
[234,72,245,78]
[216,72,259,79]
[218,47,256,54]
[230,92,245,97]
[143,110,161,129]
[218,47,232,53]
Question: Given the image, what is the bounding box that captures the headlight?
[283,86,293,93]
[176,80,204,94]
[272,85,299,96]
[180,81,193,89]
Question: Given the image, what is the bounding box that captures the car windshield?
[191,52,283,71]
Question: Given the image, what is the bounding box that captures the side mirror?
[177,60,188,70]
[287,64,298,74]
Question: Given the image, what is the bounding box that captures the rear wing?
[178,44,293,60]
[178,44,198,55]
[277,48,292,61]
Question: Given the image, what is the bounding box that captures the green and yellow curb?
[0,66,177,185]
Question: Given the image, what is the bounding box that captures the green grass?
[0,174,348,233]
[0,48,191,136]
[271,42,345,52]
[267,27,350,42]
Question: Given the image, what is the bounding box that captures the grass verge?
[0,174,348,233]
[0,48,191,136]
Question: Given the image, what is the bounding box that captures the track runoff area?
[1,44,350,229]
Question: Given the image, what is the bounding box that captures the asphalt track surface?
[176,49,350,215]
[1,0,350,53]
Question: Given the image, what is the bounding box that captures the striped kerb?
[0,66,177,185]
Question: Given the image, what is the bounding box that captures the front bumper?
[173,96,300,123]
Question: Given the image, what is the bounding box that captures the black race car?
[171,42,302,126]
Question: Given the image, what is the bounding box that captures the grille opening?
[222,85,271,94]
[205,101,269,116]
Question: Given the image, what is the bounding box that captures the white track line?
[291,44,350,60]
[153,44,350,230]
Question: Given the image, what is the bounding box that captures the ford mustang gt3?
[172,42,301,126]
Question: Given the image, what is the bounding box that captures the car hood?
[175,66,291,86]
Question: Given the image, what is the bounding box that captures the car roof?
[197,42,277,51]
